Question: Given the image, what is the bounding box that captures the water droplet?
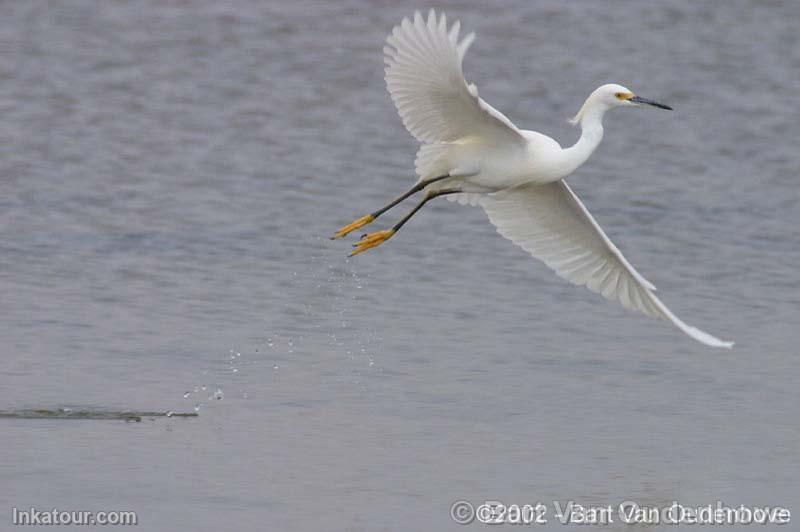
[231,368,239,373]
[183,391,191,398]
[166,411,174,417]
[272,364,279,370]
[212,388,224,400]
[194,403,203,412]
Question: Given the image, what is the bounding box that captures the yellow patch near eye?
[615,92,634,100]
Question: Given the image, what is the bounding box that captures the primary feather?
[384,9,525,146]
[483,182,734,348]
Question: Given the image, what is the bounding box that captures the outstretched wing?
[482,181,733,348]
[384,9,525,145]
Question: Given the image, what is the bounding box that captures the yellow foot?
[331,214,375,240]
[349,229,395,256]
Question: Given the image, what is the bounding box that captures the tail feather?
[414,143,453,182]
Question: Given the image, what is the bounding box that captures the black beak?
[630,95,672,110]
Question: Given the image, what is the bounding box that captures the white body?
[440,128,595,191]
[382,10,733,348]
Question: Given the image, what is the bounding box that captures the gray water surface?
[1,1,798,531]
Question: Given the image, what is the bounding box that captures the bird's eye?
[614,92,624,99]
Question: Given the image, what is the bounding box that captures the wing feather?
[482,181,734,348]
[385,9,524,145]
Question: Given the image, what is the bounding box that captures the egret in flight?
[332,10,733,348]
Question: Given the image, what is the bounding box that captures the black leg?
[332,174,450,239]
[391,188,460,233]
[349,187,460,256]
[372,174,451,218]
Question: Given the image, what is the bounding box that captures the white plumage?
[337,9,733,348]
[482,183,732,348]
[384,11,524,146]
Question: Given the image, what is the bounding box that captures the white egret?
[332,9,733,348]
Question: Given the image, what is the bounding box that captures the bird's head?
[569,83,672,125]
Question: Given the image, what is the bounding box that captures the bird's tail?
[414,143,454,183]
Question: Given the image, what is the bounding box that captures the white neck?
[560,105,606,175]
